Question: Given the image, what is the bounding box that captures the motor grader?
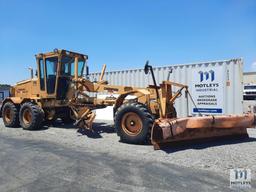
[1,49,255,149]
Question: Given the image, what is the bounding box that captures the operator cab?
[36,49,88,100]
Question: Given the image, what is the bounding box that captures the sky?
[0,0,255,85]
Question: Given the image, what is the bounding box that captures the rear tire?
[19,102,44,130]
[114,102,154,144]
[2,102,20,127]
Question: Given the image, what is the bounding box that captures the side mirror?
[35,70,38,77]
[144,60,150,74]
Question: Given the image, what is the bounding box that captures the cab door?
[38,58,47,96]
[45,57,58,96]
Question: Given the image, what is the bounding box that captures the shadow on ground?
[12,120,256,152]
[159,136,256,153]
[38,120,115,139]
[77,122,115,139]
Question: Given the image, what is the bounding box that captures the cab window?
[45,57,58,94]
[39,59,45,91]
[61,56,85,76]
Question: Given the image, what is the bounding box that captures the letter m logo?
[199,70,215,82]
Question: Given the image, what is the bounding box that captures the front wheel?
[19,102,44,130]
[114,102,154,144]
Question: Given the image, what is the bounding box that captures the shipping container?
[0,89,9,102]
[89,59,243,118]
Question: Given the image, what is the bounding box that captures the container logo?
[199,70,215,82]
[192,66,224,115]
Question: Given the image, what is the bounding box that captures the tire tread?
[2,102,20,127]
[114,102,154,144]
[19,102,44,130]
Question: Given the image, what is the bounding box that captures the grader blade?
[151,114,256,150]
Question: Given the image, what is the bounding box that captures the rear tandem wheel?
[2,102,20,127]
[19,102,44,130]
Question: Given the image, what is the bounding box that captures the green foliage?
[0,84,11,90]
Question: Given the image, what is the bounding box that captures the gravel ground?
[0,135,235,192]
[0,118,255,177]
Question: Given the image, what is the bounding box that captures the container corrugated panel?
[0,89,10,102]
[89,59,243,117]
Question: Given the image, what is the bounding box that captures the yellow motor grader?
[1,49,255,149]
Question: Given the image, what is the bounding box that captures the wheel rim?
[23,109,32,125]
[4,107,12,123]
[121,112,143,136]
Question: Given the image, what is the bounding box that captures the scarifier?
[0,49,255,149]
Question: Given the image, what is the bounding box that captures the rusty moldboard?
[151,114,256,150]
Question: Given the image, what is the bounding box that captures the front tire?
[114,102,154,144]
[2,102,20,127]
[19,102,44,130]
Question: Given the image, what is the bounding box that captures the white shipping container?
[89,59,243,118]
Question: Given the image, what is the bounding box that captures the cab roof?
[35,49,88,59]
